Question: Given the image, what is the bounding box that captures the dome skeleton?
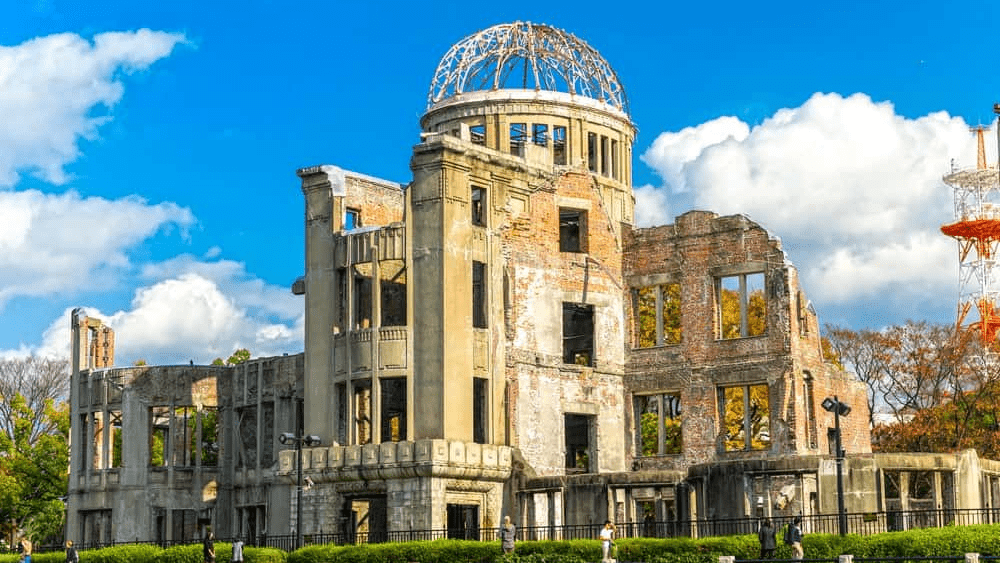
[428,22,629,114]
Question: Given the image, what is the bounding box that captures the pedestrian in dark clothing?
[757,519,776,558]
[203,532,215,563]
[788,516,804,560]
[65,541,79,563]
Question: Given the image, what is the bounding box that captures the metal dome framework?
[427,22,629,114]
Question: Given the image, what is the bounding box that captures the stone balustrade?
[277,439,512,483]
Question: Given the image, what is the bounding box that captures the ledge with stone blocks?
[277,439,512,483]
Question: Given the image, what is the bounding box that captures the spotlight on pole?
[822,396,851,536]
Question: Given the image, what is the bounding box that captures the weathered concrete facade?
[67,308,302,544]
[65,22,1000,546]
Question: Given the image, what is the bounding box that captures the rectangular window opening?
[587,132,598,172]
[337,382,348,445]
[636,393,682,456]
[471,186,486,227]
[345,208,361,230]
[380,261,407,327]
[532,123,549,146]
[562,302,594,366]
[447,504,480,540]
[510,123,527,157]
[472,261,487,329]
[565,413,593,473]
[473,377,488,444]
[719,383,770,451]
[353,268,373,329]
[470,124,486,146]
[600,135,609,176]
[380,378,407,443]
[150,407,170,467]
[199,406,219,467]
[559,208,586,253]
[717,272,766,339]
[354,382,372,445]
[804,372,817,449]
[611,139,619,180]
[110,411,123,468]
[634,283,682,348]
[553,126,567,165]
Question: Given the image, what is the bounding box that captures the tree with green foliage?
[0,392,69,547]
[212,348,252,366]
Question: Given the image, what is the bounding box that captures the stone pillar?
[298,166,340,441]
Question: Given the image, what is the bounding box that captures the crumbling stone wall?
[623,210,870,473]
[502,167,629,475]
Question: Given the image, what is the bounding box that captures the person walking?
[20,538,32,563]
[65,541,79,563]
[499,515,516,554]
[787,516,804,560]
[598,520,616,563]
[203,532,215,563]
[757,518,776,558]
[231,538,244,563]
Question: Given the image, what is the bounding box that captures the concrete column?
[371,246,382,444]
[299,166,340,443]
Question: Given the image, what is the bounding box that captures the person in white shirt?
[598,520,616,562]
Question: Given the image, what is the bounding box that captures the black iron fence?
[39,507,1000,553]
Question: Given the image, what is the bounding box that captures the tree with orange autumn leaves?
[823,320,1000,458]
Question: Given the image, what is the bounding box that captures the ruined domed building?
[66,22,1000,546]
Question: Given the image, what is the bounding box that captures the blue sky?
[1,0,998,364]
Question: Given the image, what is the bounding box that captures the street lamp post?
[821,396,851,536]
[279,426,320,551]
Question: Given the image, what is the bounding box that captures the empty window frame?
[719,383,770,451]
[353,270,373,329]
[611,139,619,180]
[634,283,682,347]
[553,126,567,165]
[803,372,817,449]
[565,413,593,473]
[471,186,486,227]
[473,377,488,444]
[380,260,407,327]
[510,123,527,157]
[716,272,766,339]
[563,303,595,366]
[109,411,123,468]
[635,393,682,456]
[532,123,549,146]
[380,377,406,443]
[345,208,361,230]
[559,208,586,253]
[199,407,219,467]
[587,132,598,172]
[600,135,610,176]
[337,382,348,445]
[470,124,486,146]
[472,261,487,329]
[150,407,170,467]
[354,382,372,445]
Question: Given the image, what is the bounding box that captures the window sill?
[715,333,768,342]
[632,342,682,350]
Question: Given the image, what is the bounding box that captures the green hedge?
[12,525,1000,563]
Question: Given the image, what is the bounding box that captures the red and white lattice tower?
[940,125,1000,349]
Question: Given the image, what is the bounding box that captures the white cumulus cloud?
[639,92,976,321]
[0,189,194,307]
[23,272,303,365]
[0,29,187,186]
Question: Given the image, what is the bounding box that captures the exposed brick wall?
[622,210,871,472]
